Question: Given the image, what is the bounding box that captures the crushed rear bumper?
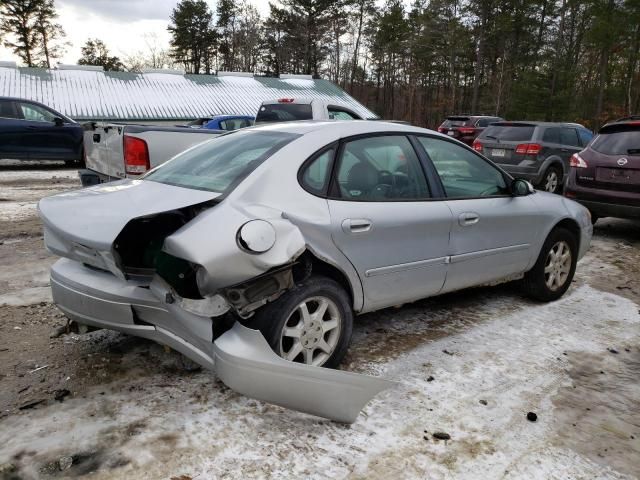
[50,259,393,423]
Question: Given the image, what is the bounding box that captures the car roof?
[490,121,586,128]
[245,119,446,138]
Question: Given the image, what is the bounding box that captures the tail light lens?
[472,140,483,153]
[515,143,542,155]
[459,127,476,135]
[438,127,446,133]
[278,98,295,103]
[124,135,150,174]
[570,153,588,168]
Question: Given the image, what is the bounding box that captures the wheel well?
[553,218,581,249]
[297,251,354,305]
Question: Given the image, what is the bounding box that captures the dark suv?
[0,97,83,164]
[437,115,503,146]
[565,117,640,222]
[473,122,594,193]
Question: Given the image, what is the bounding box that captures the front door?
[415,135,542,292]
[16,101,75,160]
[327,134,452,311]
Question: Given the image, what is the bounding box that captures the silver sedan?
[38,121,592,422]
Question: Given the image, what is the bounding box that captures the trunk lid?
[38,179,220,272]
[476,123,537,165]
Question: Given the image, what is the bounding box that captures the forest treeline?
[2,0,639,128]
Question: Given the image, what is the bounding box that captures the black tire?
[522,227,578,302]
[539,165,563,194]
[249,275,353,369]
[589,211,599,225]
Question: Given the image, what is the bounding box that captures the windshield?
[480,125,535,142]
[144,130,299,193]
[591,129,640,156]
[256,104,313,123]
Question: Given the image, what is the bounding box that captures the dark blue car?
[0,97,83,164]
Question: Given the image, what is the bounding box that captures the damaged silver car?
[39,121,592,423]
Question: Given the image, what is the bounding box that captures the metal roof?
[0,66,376,121]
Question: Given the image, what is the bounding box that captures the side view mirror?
[54,117,64,127]
[511,178,535,196]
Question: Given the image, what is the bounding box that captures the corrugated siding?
[0,67,376,121]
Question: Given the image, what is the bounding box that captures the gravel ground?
[0,165,638,479]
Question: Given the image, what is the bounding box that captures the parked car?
[255,98,367,124]
[437,115,504,146]
[39,121,592,422]
[473,121,594,193]
[202,115,254,131]
[565,116,640,222]
[0,96,83,164]
[80,123,223,186]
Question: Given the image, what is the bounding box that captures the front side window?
[144,131,299,193]
[333,135,430,201]
[220,118,250,131]
[19,103,57,123]
[417,137,508,198]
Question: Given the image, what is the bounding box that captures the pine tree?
[34,0,66,68]
[0,0,39,67]
[217,0,238,71]
[78,38,124,71]
[168,0,217,74]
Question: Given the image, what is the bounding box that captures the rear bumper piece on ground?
[50,258,393,423]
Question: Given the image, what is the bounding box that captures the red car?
[437,115,504,146]
[565,116,640,223]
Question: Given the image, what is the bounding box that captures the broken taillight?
[124,135,150,174]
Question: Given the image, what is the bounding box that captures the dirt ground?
[0,163,638,480]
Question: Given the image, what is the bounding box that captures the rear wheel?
[522,227,578,301]
[540,165,563,194]
[249,275,353,369]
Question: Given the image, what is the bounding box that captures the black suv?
[473,122,594,193]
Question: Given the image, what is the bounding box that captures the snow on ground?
[1,285,637,479]
[0,166,638,479]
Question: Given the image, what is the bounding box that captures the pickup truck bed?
[81,123,223,186]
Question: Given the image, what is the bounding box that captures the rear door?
[327,134,452,311]
[416,136,542,292]
[558,126,583,168]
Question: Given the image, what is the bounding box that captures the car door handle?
[459,212,480,226]
[342,218,372,234]
[560,148,569,152]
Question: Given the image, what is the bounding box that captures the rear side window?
[300,148,334,194]
[0,100,16,119]
[334,135,430,201]
[481,125,535,142]
[256,104,313,123]
[328,107,359,120]
[591,129,640,155]
[144,131,299,193]
[441,117,471,128]
[219,118,252,131]
[542,127,561,143]
[560,128,581,147]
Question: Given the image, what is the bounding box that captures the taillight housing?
[124,135,150,175]
[459,127,476,135]
[278,98,295,103]
[438,127,446,133]
[515,143,542,155]
[570,153,588,168]
[472,140,483,153]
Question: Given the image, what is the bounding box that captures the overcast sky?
[0,0,272,66]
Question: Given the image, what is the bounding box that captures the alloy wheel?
[279,296,342,366]
[544,170,559,193]
[544,240,572,291]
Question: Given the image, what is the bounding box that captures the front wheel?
[522,227,578,301]
[249,275,353,368]
[540,165,563,194]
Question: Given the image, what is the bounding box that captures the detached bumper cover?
[50,259,394,423]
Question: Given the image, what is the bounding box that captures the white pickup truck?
[79,123,223,186]
[80,98,375,187]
